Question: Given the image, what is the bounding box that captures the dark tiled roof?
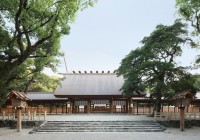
[27,92,67,100]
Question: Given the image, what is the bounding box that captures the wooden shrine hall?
[54,71,145,113]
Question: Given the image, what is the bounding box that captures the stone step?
[30,121,165,133]
[36,129,164,133]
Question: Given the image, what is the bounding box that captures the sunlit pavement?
[0,114,200,140]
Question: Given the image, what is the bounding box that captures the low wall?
[0,120,43,128]
[157,120,200,128]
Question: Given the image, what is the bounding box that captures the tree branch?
[195,10,200,33]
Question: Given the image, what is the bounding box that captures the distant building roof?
[7,91,31,101]
[172,90,193,100]
[27,92,67,100]
[54,73,144,98]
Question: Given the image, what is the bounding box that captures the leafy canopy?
[176,0,200,35]
[0,0,96,106]
[117,20,196,112]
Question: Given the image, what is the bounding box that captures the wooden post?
[87,100,91,113]
[62,103,64,114]
[44,111,47,121]
[154,111,157,121]
[110,99,113,113]
[168,103,170,113]
[66,103,68,114]
[136,101,139,114]
[17,107,23,132]
[28,111,31,120]
[56,104,57,114]
[129,102,132,114]
[72,101,74,113]
[199,103,200,112]
[126,99,129,113]
[179,107,185,131]
[149,103,151,114]
[3,111,5,120]
[50,105,52,114]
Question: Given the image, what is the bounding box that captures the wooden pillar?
[50,105,52,114]
[66,102,68,114]
[17,107,23,132]
[126,99,129,113]
[136,101,139,114]
[179,107,185,131]
[110,99,113,113]
[87,100,91,113]
[168,103,170,113]
[62,103,64,114]
[199,103,200,112]
[55,103,57,114]
[44,111,47,121]
[72,101,75,114]
[149,103,151,114]
[129,102,132,114]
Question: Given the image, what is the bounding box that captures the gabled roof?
[7,90,31,101]
[172,90,193,100]
[54,73,144,98]
[27,92,67,100]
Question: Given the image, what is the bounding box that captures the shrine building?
[54,71,145,113]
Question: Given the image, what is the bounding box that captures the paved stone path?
[0,114,200,140]
[45,113,154,121]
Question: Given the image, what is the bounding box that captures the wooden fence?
[154,111,200,121]
[1,106,200,115]
[0,107,47,121]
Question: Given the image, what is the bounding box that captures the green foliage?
[27,74,61,92]
[117,20,196,112]
[176,0,200,71]
[176,0,200,35]
[0,0,96,106]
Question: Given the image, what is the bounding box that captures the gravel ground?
[0,114,200,140]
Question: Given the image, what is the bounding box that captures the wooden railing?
[1,106,200,115]
[0,111,47,121]
[0,107,47,121]
[154,111,200,121]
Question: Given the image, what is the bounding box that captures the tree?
[117,20,195,112]
[176,0,200,67]
[9,73,62,92]
[0,0,96,106]
[176,0,200,35]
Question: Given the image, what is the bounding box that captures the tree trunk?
[155,92,162,112]
[155,74,164,113]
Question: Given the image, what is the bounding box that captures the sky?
[44,0,199,76]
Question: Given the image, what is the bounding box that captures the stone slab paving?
[0,114,200,140]
[1,127,200,140]
[45,113,155,121]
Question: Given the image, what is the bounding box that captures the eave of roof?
[7,91,31,101]
[27,92,67,100]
